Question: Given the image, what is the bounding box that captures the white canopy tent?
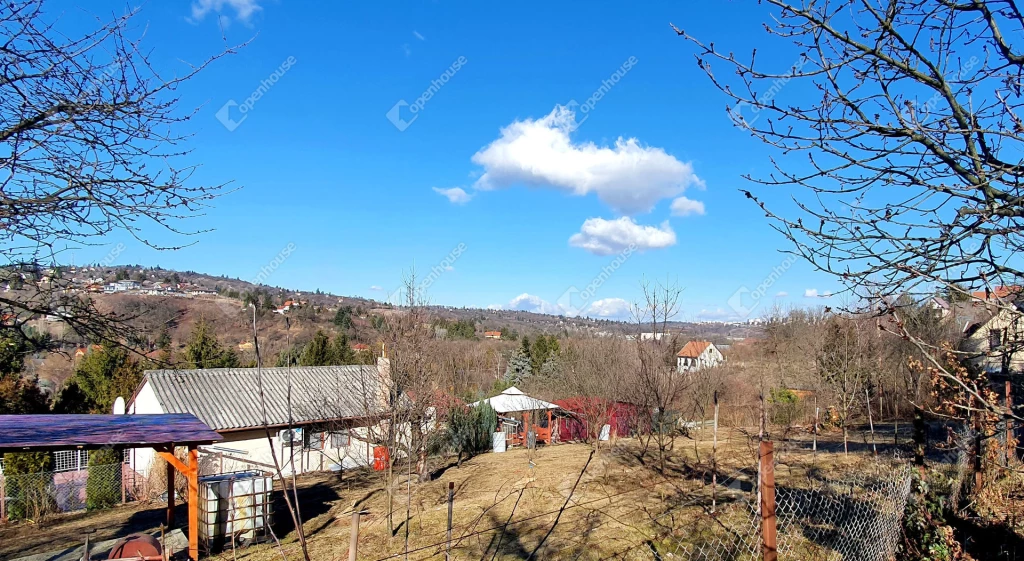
[470,386,559,414]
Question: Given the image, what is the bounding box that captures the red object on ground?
[108,533,161,559]
[373,446,390,471]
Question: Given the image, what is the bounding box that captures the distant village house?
[676,341,724,373]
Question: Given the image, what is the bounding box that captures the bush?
[3,452,55,521]
[769,387,801,427]
[446,402,497,466]
[85,448,122,510]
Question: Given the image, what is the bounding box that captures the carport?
[0,414,222,560]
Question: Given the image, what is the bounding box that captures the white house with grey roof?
[127,360,393,476]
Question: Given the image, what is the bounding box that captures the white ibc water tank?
[198,471,274,550]
[492,431,507,453]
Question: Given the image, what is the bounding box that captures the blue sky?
[54,0,839,321]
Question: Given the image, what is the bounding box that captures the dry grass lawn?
[0,428,898,561]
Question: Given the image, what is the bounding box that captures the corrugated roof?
[0,414,221,452]
[677,341,712,358]
[142,365,388,431]
[470,386,559,414]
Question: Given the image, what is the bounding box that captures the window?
[54,450,88,472]
[990,329,1004,350]
[330,431,351,448]
[305,430,324,450]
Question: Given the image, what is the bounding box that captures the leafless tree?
[631,278,691,472]
[552,336,639,449]
[678,0,1024,417]
[0,1,238,352]
[816,315,875,453]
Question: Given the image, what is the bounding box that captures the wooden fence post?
[760,441,777,561]
[348,510,362,561]
[0,473,6,521]
[446,481,454,561]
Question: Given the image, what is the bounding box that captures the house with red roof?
[676,340,724,373]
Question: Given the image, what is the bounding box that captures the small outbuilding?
[471,387,559,447]
[0,414,222,560]
[553,398,645,442]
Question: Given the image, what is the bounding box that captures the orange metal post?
[760,441,777,561]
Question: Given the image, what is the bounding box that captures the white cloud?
[413,30,426,41]
[569,217,676,255]
[587,297,632,318]
[472,105,704,215]
[433,187,473,205]
[370,285,384,291]
[804,289,833,298]
[670,196,705,216]
[190,0,261,24]
[508,293,562,315]
[775,291,788,297]
[486,304,503,310]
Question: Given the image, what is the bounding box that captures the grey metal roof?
[142,365,388,431]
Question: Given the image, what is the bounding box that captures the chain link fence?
[617,459,914,561]
[0,463,144,521]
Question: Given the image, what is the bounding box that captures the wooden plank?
[156,450,189,475]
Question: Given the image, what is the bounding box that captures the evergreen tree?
[3,452,55,520]
[333,306,353,330]
[86,448,122,510]
[55,345,143,413]
[539,356,559,378]
[504,347,532,385]
[531,334,560,373]
[330,332,356,365]
[183,319,239,369]
[275,345,302,367]
[299,330,332,366]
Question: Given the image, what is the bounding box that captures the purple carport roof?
[0,414,222,452]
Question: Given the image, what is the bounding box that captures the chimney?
[376,356,393,410]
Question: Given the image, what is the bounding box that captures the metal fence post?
[712,391,719,514]
[866,389,877,457]
[760,441,777,561]
[348,510,361,561]
[446,481,454,561]
[1007,380,1014,466]
[813,401,819,454]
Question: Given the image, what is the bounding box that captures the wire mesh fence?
[0,463,137,521]
[615,459,914,561]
